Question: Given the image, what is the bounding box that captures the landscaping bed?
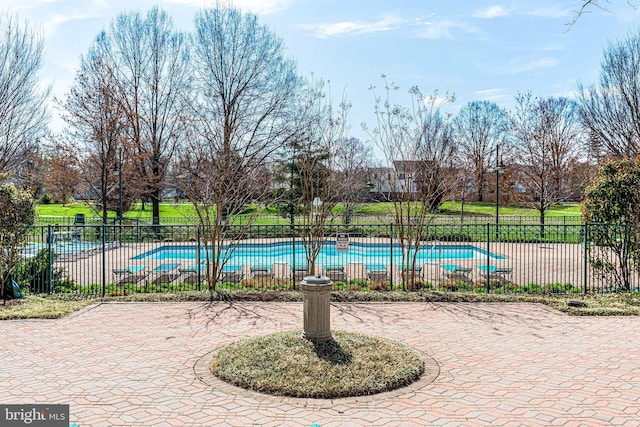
[2,290,640,319]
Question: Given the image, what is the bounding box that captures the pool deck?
[58,240,595,289]
[2,301,640,426]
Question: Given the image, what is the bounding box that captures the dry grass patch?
[0,296,93,319]
[3,289,640,320]
[211,330,424,398]
[553,293,640,316]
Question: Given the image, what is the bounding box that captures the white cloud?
[474,5,510,19]
[42,10,99,37]
[508,57,558,74]
[302,15,402,38]
[524,5,572,19]
[415,20,478,39]
[302,14,477,40]
[551,89,579,100]
[473,88,511,102]
[472,4,571,20]
[163,0,291,15]
[0,0,57,10]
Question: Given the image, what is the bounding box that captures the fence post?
[102,223,106,297]
[486,223,491,294]
[583,222,588,294]
[197,225,202,291]
[389,223,394,290]
[292,224,296,291]
[47,225,53,294]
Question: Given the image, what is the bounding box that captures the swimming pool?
[23,241,102,257]
[132,242,504,266]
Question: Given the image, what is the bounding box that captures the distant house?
[368,167,394,199]
[368,160,443,201]
[161,185,186,201]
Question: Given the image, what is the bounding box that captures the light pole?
[495,144,505,239]
[290,144,295,231]
[117,147,123,226]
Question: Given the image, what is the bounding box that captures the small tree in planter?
[0,183,35,299]
[177,5,299,295]
[365,78,457,290]
[294,77,350,277]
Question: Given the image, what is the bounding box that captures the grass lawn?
[37,201,583,221]
[36,204,105,217]
[437,201,582,217]
[37,202,198,220]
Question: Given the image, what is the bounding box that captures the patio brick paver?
[2,301,640,426]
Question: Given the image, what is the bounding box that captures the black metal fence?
[35,214,584,226]
[17,222,638,296]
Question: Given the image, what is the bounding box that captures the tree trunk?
[152,191,160,225]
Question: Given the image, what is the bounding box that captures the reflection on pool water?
[132,242,505,266]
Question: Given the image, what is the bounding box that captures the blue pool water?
[24,241,102,256]
[132,242,504,266]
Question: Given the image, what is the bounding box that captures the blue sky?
[3,0,640,141]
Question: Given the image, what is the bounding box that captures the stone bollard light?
[300,275,333,343]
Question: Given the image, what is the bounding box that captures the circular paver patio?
[2,301,640,426]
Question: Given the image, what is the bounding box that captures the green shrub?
[332,280,347,290]
[39,193,53,204]
[526,283,542,293]
[349,278,367,287]
[457,282,471,291]
[544,283,573,294]
[14,249,74,294]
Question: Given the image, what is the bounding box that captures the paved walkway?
[2,302,640,426]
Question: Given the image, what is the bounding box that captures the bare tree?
[568,0,636,26]
[15,138,81,203]
[0,14,49,177]
[11,146,45,195]
[452,165,475,228]
[38,143,80,204]
[60,38,127,223]
[511,93,585,227]
[365,77,456,290]
[294,77,350,276]
[452,101,509,202]
[178,4,299,293]
[333,137,372,225]
[100,7,191,225]
[578,30,640,159]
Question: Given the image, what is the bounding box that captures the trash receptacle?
[300,275,333,343]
